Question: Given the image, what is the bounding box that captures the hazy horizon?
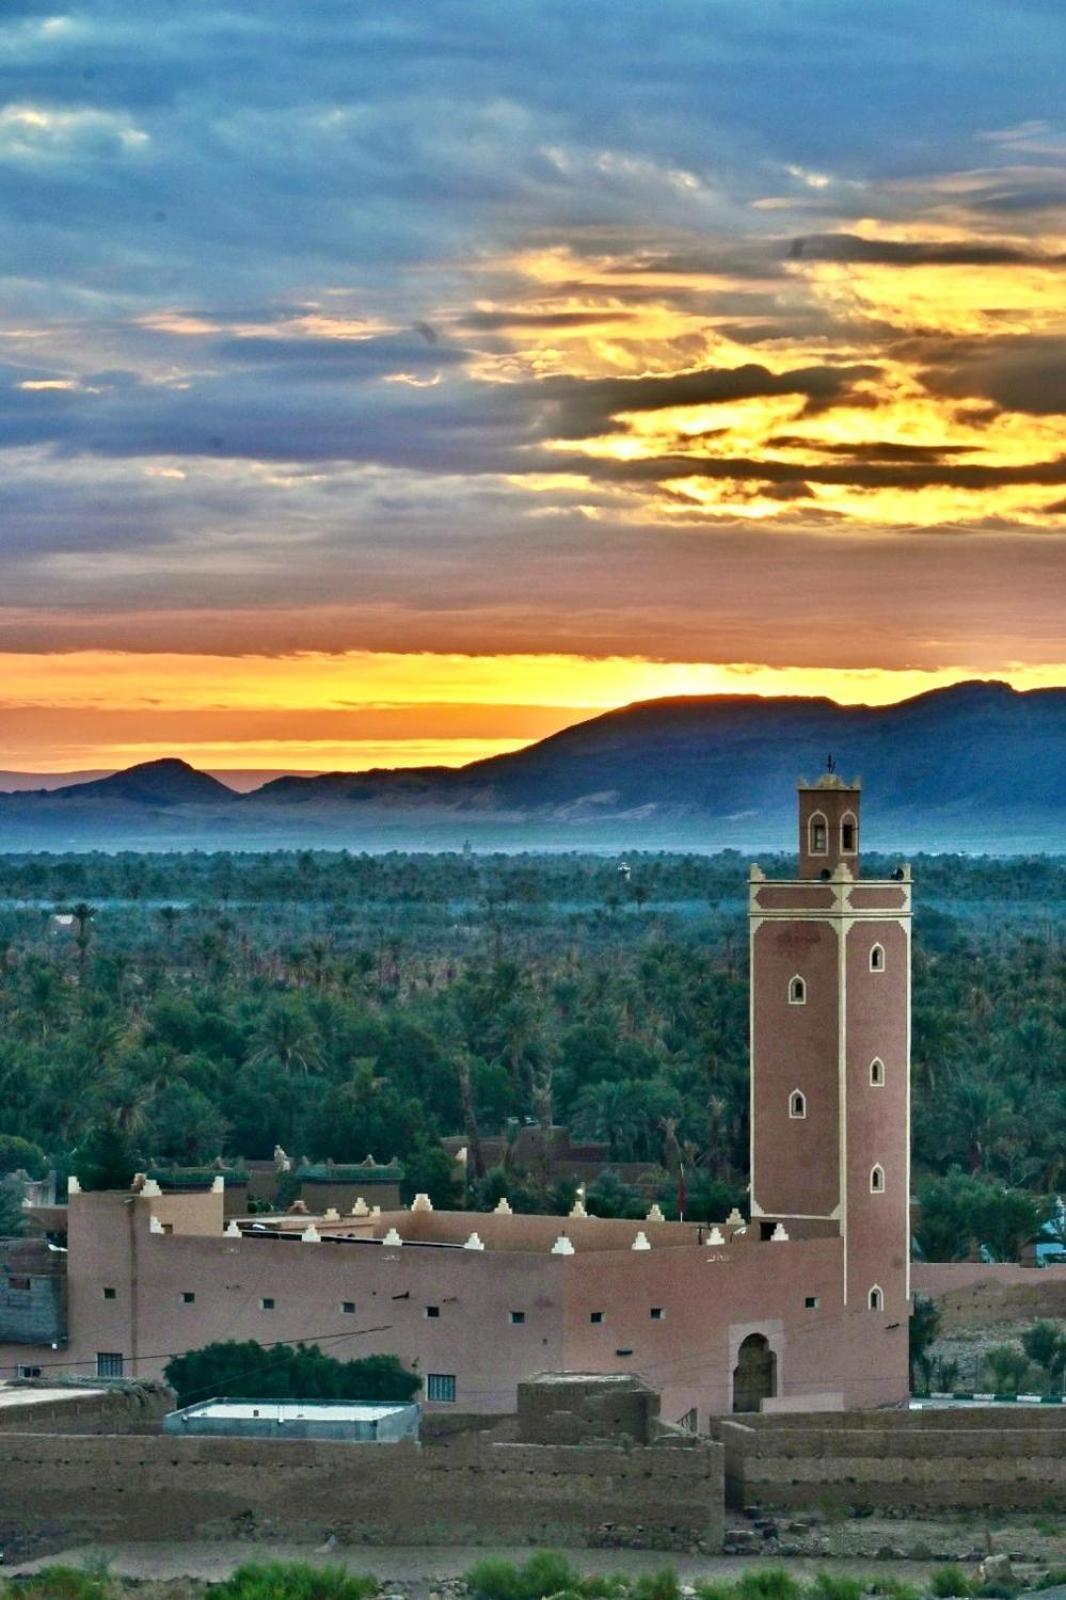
[0,3,1063,775]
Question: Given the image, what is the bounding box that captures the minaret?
[748,770,911,1316]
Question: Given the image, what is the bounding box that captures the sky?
[0,0,1064,774]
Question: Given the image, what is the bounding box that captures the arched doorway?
[732,1333,777,1412]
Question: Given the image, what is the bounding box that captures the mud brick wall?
[715,1412,1066,1511]
[0,1428,724,1551]
[0,1384,172,1435]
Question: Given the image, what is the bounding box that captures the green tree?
[71,1118,142,1192]
[983,1344,1030,1394]
[908,1294,941,1390]
[1020,1320,1066,1392]
[164,1339,420,1409]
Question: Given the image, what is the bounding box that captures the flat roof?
[178,1399,414,1422]
[0,1384,99,1409]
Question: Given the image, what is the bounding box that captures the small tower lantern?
[797,757,861,879]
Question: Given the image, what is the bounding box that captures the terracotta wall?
[0,1428,724,1550]
[716,1411,1066,1510]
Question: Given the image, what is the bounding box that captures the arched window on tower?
[788,975,806,1005]
[868,1285,884,1311]
[809,812,828,855]
[841,813,857,854]
[789,1090,806,1119]
[870,1164,885,1194]
[870,1057,885,1087]
[869,943,885,972]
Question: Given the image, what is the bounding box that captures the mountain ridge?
[0,680,1062,852]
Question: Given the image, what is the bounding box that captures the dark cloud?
[461,309,635,331]
[583,449,1066,493]
[789,233,1066,267]
[527,362,879,437]
[915,336,1066,415]
[767,438,982,462]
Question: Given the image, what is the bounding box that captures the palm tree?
[249,998,322,1076]
[70,902,96,984]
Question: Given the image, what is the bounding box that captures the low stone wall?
[714,1410,1066,1511]
[0,1381,172,1435]
[0,1427,724,1551]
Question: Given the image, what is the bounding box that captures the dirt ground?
[5,1513,1066,1592]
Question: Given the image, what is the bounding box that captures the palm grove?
[0,850,1063,1265]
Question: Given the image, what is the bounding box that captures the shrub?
[519,1554,581,1600]
[164,1339,419,1409]
[695,1585,739,1600]
[211,1563,378,1600]
[812,1576,865,1600]
[465,1559,523,1600]
[579,1578,630,1600]
[16,1569,112,1600]
[929,1566,975,1598]
[1028,1573,1066,1593]
[867,1580,920,1600]
[736,1573,802,1600]
[982,1346,1030,1395]
[631,1572,681,1600]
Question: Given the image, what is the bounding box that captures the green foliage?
[735,1573,803,1600]
[465,1558,524,1600]
[0,848,1061,1242]
[908,1294,941,1389]
[929,1568,976,1599]
[915,1170,1045,1264]
[982,1343,1031,1393]
[519,1554,582,1600]
[867,1580,920,1600]
[70,1118,142,1192]
[810,1576,865,1600]
[13,1567,112,1600]
[1028,1570,1066,1591]
[163,1338,420,1410]
[464,1555,588,1600]
[1021,1321,1066,1388]
[211,1564,378,1600]
[0,1133,47,1177]
[630,1571,680,1600]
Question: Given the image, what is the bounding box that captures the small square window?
[7,1276,30,1292]
[427,1372,456,1403]
[805,1295,819,1309]
[17,1364,42,1379]
[181,1291,195,1304]
[590,1310,604,1324]
[96,1352,124,1378]
[425,1304,440,1319]
[260,1296,275,1310]
[650,1306,664,1320]
[510,1310,525,1324]
[102,1286,116,1300]
[342,1300,356,1315]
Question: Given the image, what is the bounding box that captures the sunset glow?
[0,6,1062,775]
[1,652,1062,774]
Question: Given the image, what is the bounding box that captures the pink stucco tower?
[749,771,911,1323]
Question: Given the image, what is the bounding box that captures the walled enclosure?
[0,1425,724,1551]
[714,1408,1066,1511]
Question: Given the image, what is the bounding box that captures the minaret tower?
[748,769,911,1318]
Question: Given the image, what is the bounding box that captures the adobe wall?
[715,1411,1066,1511]
[0,1382,172,1435]
[914,1263,1066,1331]
[0,1428,724,1551]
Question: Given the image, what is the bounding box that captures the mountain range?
[0,680,1062,853]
